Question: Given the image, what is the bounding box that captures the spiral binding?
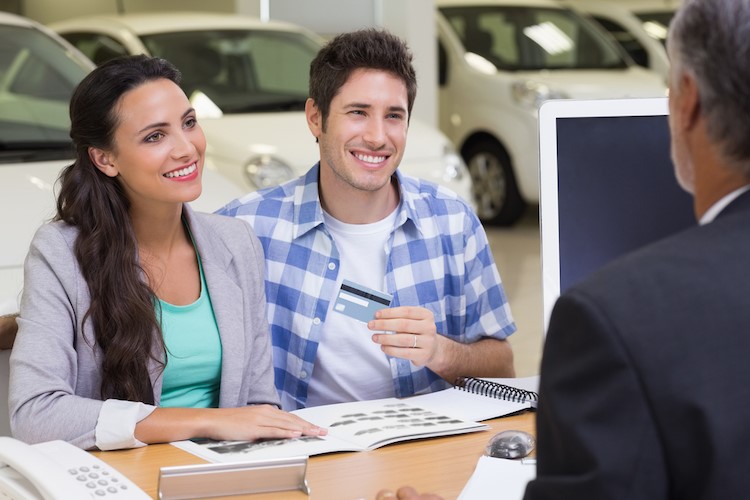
[454,377,539,404]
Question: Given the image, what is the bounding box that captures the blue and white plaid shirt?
[218,164,516,410]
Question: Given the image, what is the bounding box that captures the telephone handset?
[0,437,150,500]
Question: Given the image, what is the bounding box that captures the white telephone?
[0,437,150,500]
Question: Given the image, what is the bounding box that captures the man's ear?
[676,72,701,132]
[305,98,323,139]
[88,147,118,177]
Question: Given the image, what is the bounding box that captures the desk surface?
[93,412,534,499]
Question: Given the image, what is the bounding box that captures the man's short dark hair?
[309,28,417,129]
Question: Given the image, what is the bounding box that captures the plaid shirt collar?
[291,163,424,240]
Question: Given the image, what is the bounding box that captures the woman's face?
[100,78,206,210]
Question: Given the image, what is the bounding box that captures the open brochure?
[173,397,489,463]
[413,376,539,422]
[172,378,538,463]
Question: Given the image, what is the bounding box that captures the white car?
[0,12,243,316]
[436,0,667,225]
[50,13,473,209]
[564,0,680,81]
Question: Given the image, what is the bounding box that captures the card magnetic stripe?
[340,283,391,305]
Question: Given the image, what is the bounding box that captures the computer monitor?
[538,97,695,331]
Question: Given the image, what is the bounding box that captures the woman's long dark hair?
[56,55,181,404]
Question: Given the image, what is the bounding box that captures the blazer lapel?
[182,205,245,407]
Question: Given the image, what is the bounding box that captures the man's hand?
[375,486,444,500]
[369,306,515,381]
[0,314,18,350]
[369,306,441,367]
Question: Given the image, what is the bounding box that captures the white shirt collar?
[699,185,750,225]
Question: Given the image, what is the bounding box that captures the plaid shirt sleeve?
[386,173,516,397]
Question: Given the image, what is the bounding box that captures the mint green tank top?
[158,251,222,408]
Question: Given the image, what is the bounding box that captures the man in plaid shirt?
[219,29,517,410]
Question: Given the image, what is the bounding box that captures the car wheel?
[464,139,526,226]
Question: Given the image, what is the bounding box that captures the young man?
[219,29,516,410]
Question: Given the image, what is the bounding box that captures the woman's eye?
[185,117,198,128]
[145,132,164,143]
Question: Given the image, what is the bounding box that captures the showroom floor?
[485,206,543,377]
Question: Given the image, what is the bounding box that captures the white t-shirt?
[305,208,398,407]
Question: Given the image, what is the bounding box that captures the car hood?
[1,160,63,269]
[198,111,449,175]
[514,67,667,99]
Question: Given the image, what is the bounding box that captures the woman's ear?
[88,147,118,177]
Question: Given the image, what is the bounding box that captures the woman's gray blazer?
[9,205,279,449]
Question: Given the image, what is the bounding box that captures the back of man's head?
[670,0,750,173]
[308,28,417,129]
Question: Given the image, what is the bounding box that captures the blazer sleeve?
[523,289,668,500]
[9,224,104,448]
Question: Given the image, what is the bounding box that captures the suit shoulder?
[569,222,726,302]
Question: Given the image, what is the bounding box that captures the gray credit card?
[332,279,393,323]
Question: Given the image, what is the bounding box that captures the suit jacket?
[9,206,279,449]
[524,190,750,499]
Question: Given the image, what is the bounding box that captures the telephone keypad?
[69,464,128,496]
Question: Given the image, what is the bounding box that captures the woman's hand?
[135,404,327,444]
[202,405,327,441]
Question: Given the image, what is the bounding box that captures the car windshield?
[0,24,89,162]
[140,29,320,114]
[636,11,675,47]
[440,6,628,71]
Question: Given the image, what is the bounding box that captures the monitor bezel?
[538,97,670,333]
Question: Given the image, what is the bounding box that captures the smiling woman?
[8,55,325,450]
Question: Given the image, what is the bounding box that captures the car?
[563,0,680,81]
[436,0,667,225]
[0,12,243,317]
[49,13,474,211]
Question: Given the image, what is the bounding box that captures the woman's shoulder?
[31,220,79,249]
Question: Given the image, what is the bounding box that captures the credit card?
[332,279,393,323]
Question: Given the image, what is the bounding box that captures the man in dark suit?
[380,1,750,499]
[523,0,750,497]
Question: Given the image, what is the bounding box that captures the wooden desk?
[93,412,534,499]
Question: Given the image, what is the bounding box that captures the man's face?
[667,47,696,194]
[307,68,409,195]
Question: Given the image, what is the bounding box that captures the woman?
[8,55,324,450]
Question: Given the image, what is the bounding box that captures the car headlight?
[442,143,467,182]
[244,155,294,189]
[511,80,569,110]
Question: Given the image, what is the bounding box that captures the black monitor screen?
[556,115,695,291]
